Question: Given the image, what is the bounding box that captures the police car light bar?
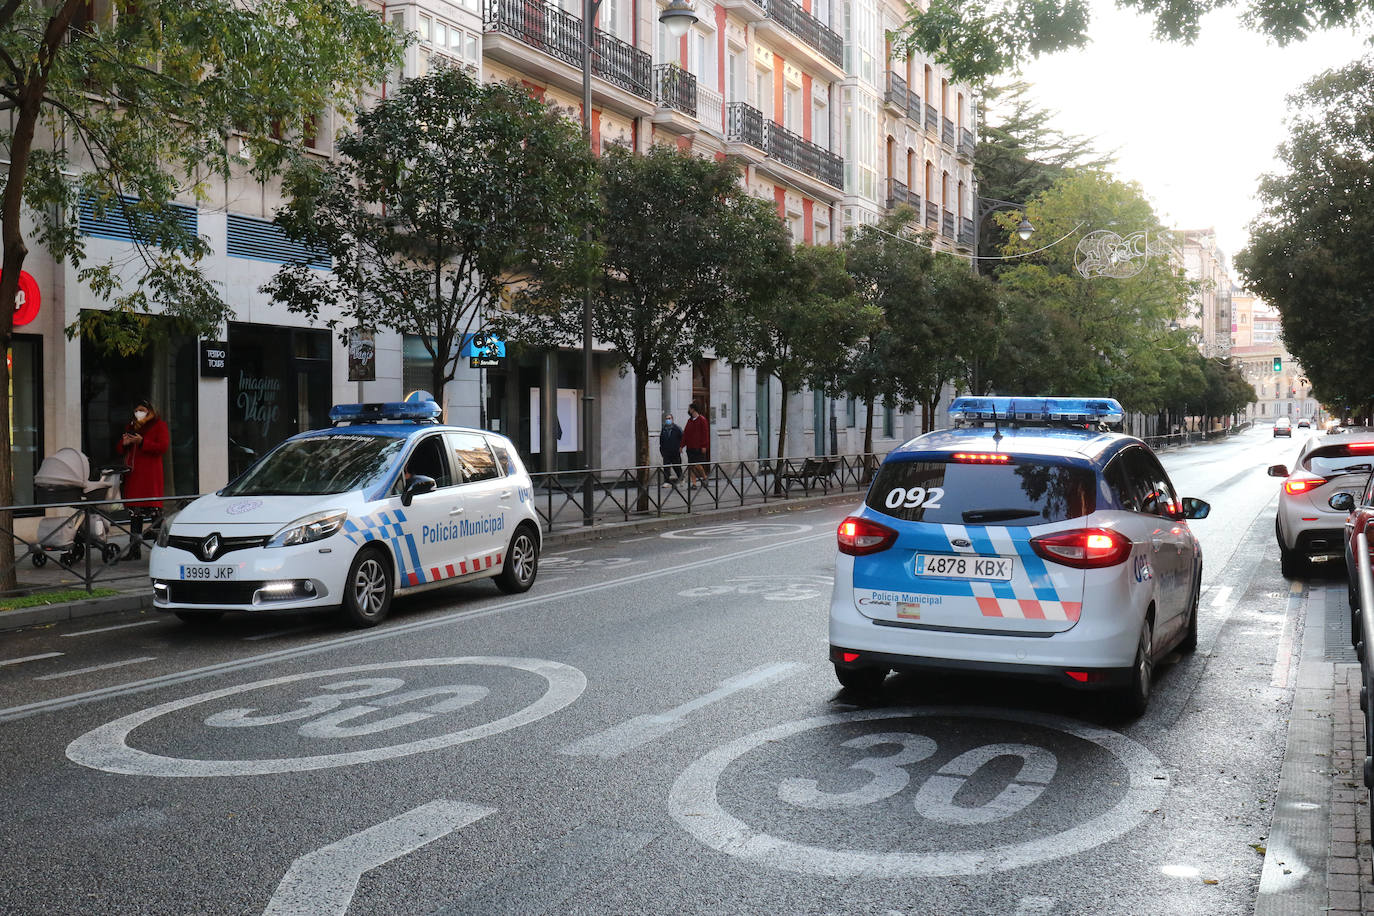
[948,397,1124,427]
[329,399,442,425]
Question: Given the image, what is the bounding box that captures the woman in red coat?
[119,398,169,558]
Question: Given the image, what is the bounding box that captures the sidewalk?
[0,487,864,634]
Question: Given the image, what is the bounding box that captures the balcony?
[957,127,976,160]
[906,93,922,126]
[941,117,955,148]
[483,0,653,105]
[942,210,955,238]
[884,72,908,116]
[925,200,939,228]
[885,178,909,211]
[925,103,939,133]
[907,190,922,215]
[765,120,843,189]
[957,217,975,248]
[726,102,766,154]
[758,0,844,74]
[652,64,698,134]
[697,85,725,135]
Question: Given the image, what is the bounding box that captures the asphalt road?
[0,426,1332,915]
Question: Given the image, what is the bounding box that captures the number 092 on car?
[914,554,1015,580]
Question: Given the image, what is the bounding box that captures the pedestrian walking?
[118,398,169,559]
[682,401,709,487]
[659,412,684,486]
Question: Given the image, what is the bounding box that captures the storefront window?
[81,321,198,498]
[10,335,42,509]
[227,323,332,480]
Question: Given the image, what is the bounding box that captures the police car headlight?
[266,510,348,548]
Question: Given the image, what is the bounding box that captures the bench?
[779,457,838,492]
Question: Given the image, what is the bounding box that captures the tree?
[499,144,790,479]
[1237,57,1374,418]
[724,243,875,467]
[1,0,400,588]
[263,67,596,407]
[892,0,1371,83]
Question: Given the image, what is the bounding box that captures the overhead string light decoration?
[1074,229,1174,279]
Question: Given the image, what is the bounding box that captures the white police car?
[150,394,541,627]
[829,397,1210,715]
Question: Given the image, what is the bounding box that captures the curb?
[0,489,861,634]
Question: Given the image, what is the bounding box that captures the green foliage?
[499,144,790,468]
[1237,56,1374,416]
[1,0,404,351]
[892,0,1373,82]
[263,67,596,404]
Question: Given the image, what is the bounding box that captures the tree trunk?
[925,392,940,432]
[773,378,789,495]
[634,373,649,512]
[863,395,875,455]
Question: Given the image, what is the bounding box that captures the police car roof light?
[329,398,443,425]
[948,396,1124,428]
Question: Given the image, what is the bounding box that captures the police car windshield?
[867,457,1096,525]
[224,434,407,496]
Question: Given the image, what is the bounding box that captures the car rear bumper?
[1295,527,1346,558]
[828,644,1134,688]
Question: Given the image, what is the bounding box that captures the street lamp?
[575,0,697,524]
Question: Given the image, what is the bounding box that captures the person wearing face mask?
[658,412,683,487]
[118,398,170,559]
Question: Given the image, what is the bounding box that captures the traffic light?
[1273,357,1282,371]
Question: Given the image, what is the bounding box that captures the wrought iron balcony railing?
[925,103,939,132]
[958,127,976,158]
[907,190,922,214]
[885,178,909,211]
[766,120,843,188]
[942,209,955,238]
[958,217,975,247]
[653,64,697,118]
[884,71,908,110]
[759,0,843,67]
[726,102,766,149]
[483,0,653,99]
[925,200,939,226]
[942,117,955,147]
[906,93,922,125]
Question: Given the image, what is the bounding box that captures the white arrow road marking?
[559,662,803,758]
[262,800,494,916]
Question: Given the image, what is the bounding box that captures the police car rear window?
[224,435,407,496]
[866,458,1096,525]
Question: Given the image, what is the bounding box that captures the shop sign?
[200,340,229,377]
[461,331,505,370]
[0,270,41,327]
[348,327,376,382]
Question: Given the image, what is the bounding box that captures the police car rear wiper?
[962,508,1041,522]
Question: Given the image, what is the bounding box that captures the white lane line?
[559,661,803,758]
[1209,585,1233,608]
[0,652,63,667]
[545,547,592,556]
[63,620,162,637]
[263,800,493,916]
[35,657,156,681]
[678,545,714,555]
[618,535,655,543]
[243,626,322,642]
[0,531,832,722]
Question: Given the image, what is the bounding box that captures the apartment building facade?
[10,0,977,502]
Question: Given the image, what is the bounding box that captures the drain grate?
[1325,585,1359,662]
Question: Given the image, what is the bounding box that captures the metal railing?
[925,200,939,227]
[726,102,765,149]
[759,0,843,66]
[941,117,955,147]
[528,453,879,533]
[958,216,975,247]
[886,178,909,212]
[653,64,697,117]
[958,127,976,158]
[907,93,923,125]
[942,209,955,238]
[767,120,843,188]
[925,103,939,132]
[884,71,908,110]
[907,190,922,215]
[483,0,653,99]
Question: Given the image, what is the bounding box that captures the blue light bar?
[329,397,442,425]
[948,396,1124,427]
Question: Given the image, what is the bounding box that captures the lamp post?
[968,196,1033,394]
[575,0,696,524]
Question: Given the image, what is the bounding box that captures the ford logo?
[951,538,972,547]
[226,500,263,516]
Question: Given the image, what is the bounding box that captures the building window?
[10,335,43,511]
[883,404,894,438]
[226,324,331,481]
[846,396,856,427]
[731,364,742,429]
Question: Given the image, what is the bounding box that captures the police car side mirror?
[402,474,436,507]
[1267,464,1288,478]
[1180,497,1210,520]
[1330,492,1356,512]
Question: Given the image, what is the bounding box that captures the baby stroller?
[31,448,128,567]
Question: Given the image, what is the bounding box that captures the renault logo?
[199,534,221,562]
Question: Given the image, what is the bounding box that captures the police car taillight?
[1284,473,1326,495]
[838,516,897,555]
[1030,528,1131,568]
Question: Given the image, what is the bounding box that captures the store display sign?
[200,340,229,377]
[0,270,41,327]
[461,331,505,369]
[348,328,376,382]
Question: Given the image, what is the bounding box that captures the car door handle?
[450,507,464,516]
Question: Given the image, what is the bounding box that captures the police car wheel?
[1179,575,1200,654]
[833,664,888,692]
[1118,617,1153,718]
[495,525,539,595]
[342,547,393,627]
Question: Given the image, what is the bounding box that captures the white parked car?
[150,396,542,627]
[1269,430,1374,577]
[829,396,1210,716]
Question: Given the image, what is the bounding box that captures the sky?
[1010,0,1370,273]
